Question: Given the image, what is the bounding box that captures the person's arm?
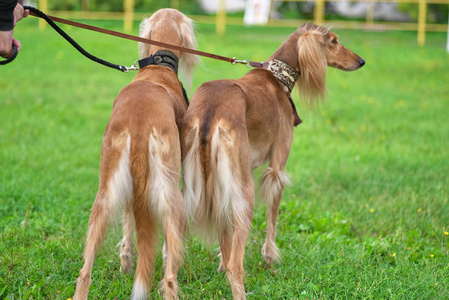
[0,0,17,31]
[0,1,29,58]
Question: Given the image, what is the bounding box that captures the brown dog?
[181,23,365,299]
[73,9,198,300]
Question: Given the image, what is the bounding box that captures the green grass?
[1,18,449,299]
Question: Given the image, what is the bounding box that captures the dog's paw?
[73,274,92,300]
[261,242,281,265]
[120,252,134,274]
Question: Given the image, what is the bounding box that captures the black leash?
[0,6,130,70]
[22,6,128,71]
[2,6,260,70]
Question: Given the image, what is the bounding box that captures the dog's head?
[295,23,365,107]
[138,8,200,85]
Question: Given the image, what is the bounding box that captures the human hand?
[0,30,14,58]
[13,3,29,26]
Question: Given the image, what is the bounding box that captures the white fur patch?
[148,132,177,220]
[182,126,202,219]
[108,134,133,213]
[259,167,291,206]
[131,279,147,300]
[212,126,251,232]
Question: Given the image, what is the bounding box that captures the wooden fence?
[37,0,449,46]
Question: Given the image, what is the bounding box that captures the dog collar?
[138,50,179,74]
[137,50,189,106]
[263,59,299,93]
[261,59,302,127]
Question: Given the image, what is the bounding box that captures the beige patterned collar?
[263,59,300,92]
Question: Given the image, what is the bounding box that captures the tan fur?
[181,23,364,299]
[73,9,198,300]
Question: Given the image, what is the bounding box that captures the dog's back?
[181,69,294,232]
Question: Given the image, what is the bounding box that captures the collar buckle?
[124,60,140,72]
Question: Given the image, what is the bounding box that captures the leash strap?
[0,43,18,65]
[24,6,128,72]
[24,6,259,68]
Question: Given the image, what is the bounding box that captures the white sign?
[244,0,271,25]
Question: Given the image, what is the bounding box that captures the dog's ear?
[178,15,200,87]
[138,17,154,59]
[296,29,327,108]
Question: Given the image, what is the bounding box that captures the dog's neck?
[138,50,179,74]
[262,59,299,93]
[137,50,190,106]
[259,59,302,126]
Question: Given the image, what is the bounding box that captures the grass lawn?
[1,16,448,299]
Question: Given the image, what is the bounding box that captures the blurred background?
[24,0,449,46]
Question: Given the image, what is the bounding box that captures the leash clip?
[124,60,140,72]
[232,57,252,68]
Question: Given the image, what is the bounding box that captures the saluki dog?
[181,23,365,299]
[73,9,198,300]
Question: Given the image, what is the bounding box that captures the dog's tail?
[182,122,253,239]
[182,125,203,223]
[128,132,157,300]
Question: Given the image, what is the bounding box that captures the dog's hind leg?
[217,225,232,273]
[214,128,254,300]
[120,201,135,274]
[145,129,184,300]
[161,192,184,300]
[73,191,110,300]
[227,189,254,300]
[74,133,132,300]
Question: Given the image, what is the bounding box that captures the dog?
[181,23,365,299]
[73,8,198,300]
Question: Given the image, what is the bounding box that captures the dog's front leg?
[259,167,291,264]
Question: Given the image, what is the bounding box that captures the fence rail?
[38,0,449,46]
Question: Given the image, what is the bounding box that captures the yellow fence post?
[366,0,374,26]
[82,0,90,12]
[418,0,427,46]
[314,0,325,25]
[38,0,48,30]
[124,0,135,33]
[217,0,226,35]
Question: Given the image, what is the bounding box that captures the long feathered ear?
[178,15,201,87]
[296,29,327,108]
[138,17,155,59]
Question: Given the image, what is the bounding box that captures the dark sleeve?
[0,0,18,31]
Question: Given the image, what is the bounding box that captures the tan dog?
[181,23,365,299]
[73,9,198,300]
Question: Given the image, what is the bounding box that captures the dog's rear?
[181,81,255,298]
[74,9,198,300]
[183,81,254,231]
